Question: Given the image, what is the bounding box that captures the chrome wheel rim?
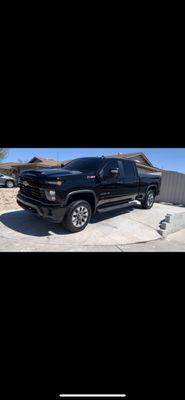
[147,192,154,207]
[72,206,89,227]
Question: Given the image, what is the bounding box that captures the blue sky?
[3,148,185,173]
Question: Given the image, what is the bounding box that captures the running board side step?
[97,201,137,213]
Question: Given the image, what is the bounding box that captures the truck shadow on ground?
[91,203,141,223]
[0,203,141,237]
[0,210,70,237]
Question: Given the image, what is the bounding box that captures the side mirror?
[110,168,119,175]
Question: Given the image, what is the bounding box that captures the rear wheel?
[5,180,14,188]
[141,190,155,209]
[63,200,92,233]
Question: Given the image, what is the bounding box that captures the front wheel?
[63,200,92,233]
[5,180,14,188]
[141,190,155,209]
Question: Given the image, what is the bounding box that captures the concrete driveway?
[0,202,185,251]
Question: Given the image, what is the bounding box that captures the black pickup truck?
[17,157,161,232]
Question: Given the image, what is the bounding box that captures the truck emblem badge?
[22,181,29,186]
[87,176,95,179]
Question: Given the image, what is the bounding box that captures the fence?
[156,170,185,206]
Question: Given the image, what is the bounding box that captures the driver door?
[97,160,123,207]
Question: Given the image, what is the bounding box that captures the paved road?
[121,231,185,252]
[0,202,184,251]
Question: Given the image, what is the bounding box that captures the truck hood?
[20,168,83,179]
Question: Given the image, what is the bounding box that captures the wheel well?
[5,179,14,185]
[66,192,96,213]
[147,186,157,196]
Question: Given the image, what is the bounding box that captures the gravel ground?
[0,188,20,212]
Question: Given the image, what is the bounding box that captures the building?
[0,152,161,180]
[61,152,162,175]
[1,152,184,205]
[105,152,161,175]
[0,157,61,182]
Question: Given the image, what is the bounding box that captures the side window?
[122,161,136,177]
[102,160,120,179]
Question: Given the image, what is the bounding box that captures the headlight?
[45,190,56,201]
[45,181,62,186]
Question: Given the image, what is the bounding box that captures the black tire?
[63,200,92,233]
[5,180,14,188]
[141,190,155,209]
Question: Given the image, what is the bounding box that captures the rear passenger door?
[119,160,139,200]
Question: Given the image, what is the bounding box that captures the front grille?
[19,178,45,200]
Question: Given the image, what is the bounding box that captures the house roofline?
[127,152,154,167]
[136,163,161,172]
[106,152,154,167]
[0,162,61,169]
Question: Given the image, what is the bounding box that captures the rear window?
[122,161,136,177]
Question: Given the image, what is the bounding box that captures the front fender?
[64,189,97,213]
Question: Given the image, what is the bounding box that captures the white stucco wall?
[156,170,185,205]
[137,167,161,175]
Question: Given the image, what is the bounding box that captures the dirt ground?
[0,188,20,212]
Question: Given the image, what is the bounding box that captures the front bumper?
[17,194,66,223]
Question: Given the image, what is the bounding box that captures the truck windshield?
[64,158,104,172]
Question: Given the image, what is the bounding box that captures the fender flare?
[146,185,157,195]
[64,190,97,211]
